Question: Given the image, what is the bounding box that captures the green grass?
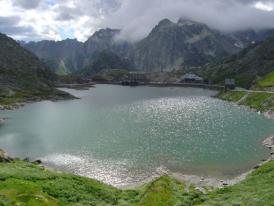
[200,160,274,206]
[218,90,274,111]
[0,159,274,205]
[0,161,139,206]
[0,91,31,105]
[240,92,273,111]
[139,176,204,206]
[56,67,67,76]
[218,91,247,102]
[0,87,74,106]
[257,70,274,87]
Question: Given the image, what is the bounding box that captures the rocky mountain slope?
[227,29,274,48]
[201,37,274,88]
[22,18,274,75]
[24,28,133,75]
[80,50,132,77]
[23,38,85,74]
[0,33,72,106]
[133,18,240,72]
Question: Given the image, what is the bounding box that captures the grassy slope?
[0,160,274,206]
[0,33,74,106]
[218,91,274,112]
[217,91,246,102]
[200,160,274,206]
[0,161,139,206]
[257,71,274,88]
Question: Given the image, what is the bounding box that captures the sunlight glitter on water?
[41,153,162,187]
[0,85,273,187]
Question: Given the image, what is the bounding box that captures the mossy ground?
[0,159,274,206]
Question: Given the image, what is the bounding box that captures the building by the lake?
[127,72,147,82]
[178,73,204,83]
[225,78,236,90]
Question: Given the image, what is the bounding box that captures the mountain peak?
[150,19,175,34]
[90,28,120,40]
[178,18,197,25]
[177,18,207,27]
[157,18,174,27]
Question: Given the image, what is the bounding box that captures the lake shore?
[173,135,274,189]
[0,88,79,111]
[1,135,273,190]
[122,135,274,190]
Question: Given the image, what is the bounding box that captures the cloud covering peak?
[0,0,274,42]
[105,0,274,41]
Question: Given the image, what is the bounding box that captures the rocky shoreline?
[126,135,274,191]
[177,135,274,190]
[0,89,78,111]
[263,110,274,120]
[0,102,26,110]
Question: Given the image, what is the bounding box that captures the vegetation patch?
[240,92,273,111]
[0,159,274,205]
[200,160,274,206]
[218,90,274,112]
[218,91,247,102]
[257,70,274,88]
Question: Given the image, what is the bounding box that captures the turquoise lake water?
[0,85,274,187]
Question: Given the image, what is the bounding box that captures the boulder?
[0,149,6,158]
[32,159,42,164]
[0,149,12,162]
[254,165,260,169]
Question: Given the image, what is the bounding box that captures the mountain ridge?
[22,18,274,75]
[200,37,274,88]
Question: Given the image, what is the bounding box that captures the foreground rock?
[0,149,13,162]
[263,136,274,156]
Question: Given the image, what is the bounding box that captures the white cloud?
[104,0,274,42]
[0,0,274,42]
[254,1,274,11]
[0,0,111,41]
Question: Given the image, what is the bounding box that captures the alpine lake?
[0,85,274,187]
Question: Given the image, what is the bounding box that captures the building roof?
[128,72,146,75]
[180,73,203,81]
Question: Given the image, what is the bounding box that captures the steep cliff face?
[133,19,240,72]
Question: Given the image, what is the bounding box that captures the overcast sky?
[0,0,274,42]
